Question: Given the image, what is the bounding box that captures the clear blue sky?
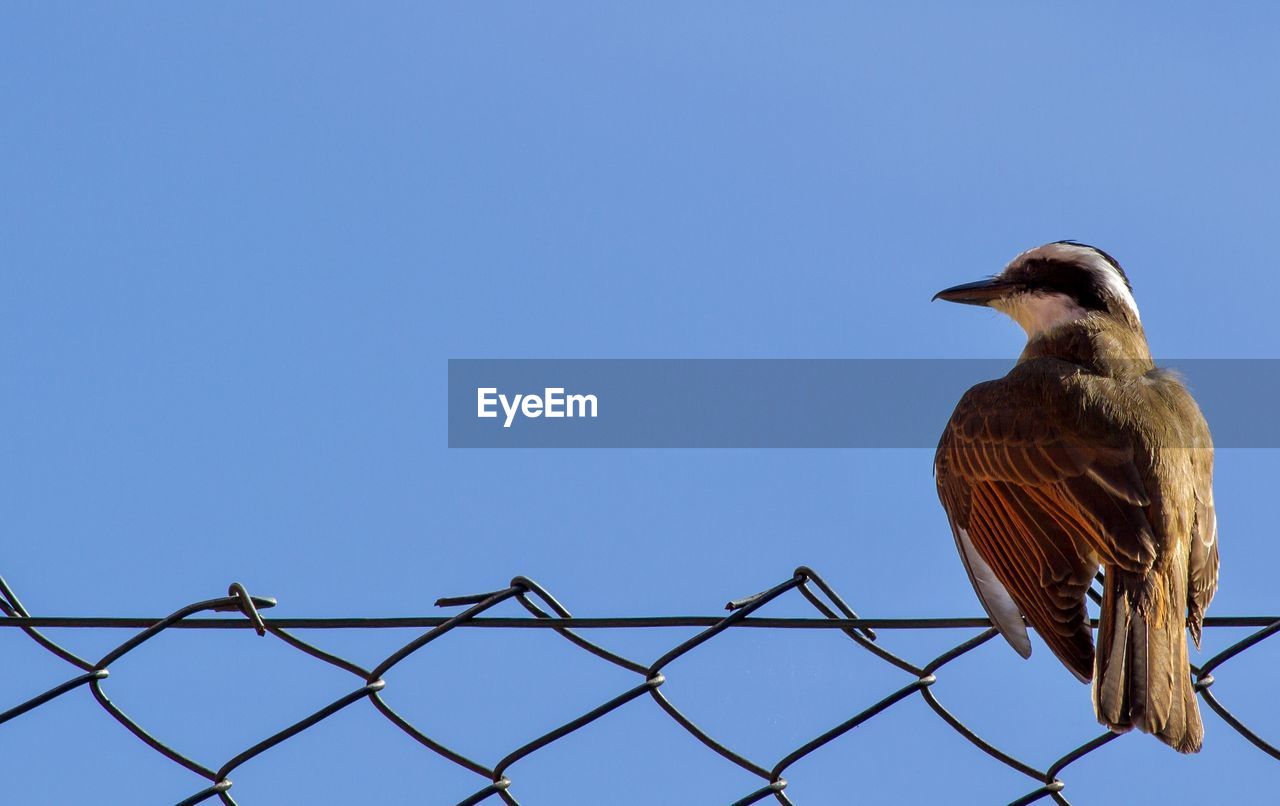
[3,4,1278,804]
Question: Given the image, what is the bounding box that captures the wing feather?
[1188,479,1219,648]
[936,363,1158,682]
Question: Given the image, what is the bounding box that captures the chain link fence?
[2,568,1276,805]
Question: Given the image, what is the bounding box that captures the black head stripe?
[1019,258,1110,311]
[1052,240,1132,291]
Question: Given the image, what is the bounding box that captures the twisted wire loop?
[1,572,1277,805]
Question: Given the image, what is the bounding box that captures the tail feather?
[1094,569,1203,753]
[1094,579,1131,730]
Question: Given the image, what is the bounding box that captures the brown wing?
[936,362,1157,682]
[1188,444,1219,648]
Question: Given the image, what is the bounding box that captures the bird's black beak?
[932,278,1017,307]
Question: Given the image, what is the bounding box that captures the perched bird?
[933,242,1219,753]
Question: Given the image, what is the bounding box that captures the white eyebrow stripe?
[1037,243,1142,322]
[1084,253,1141,322]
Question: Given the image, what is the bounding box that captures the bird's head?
[933,241,1141,338]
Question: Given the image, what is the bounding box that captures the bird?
[932,241,1219,753]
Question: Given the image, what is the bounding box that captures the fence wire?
[1,567,1277,806]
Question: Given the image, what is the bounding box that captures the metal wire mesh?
[2,567,1276,805]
